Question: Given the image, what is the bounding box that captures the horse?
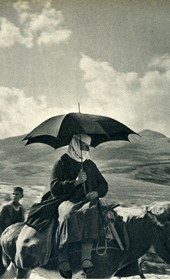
[1,201,170,279]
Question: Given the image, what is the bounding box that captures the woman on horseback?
[50,134,108,278]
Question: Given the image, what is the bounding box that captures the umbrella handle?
[80,167,87,195]
[79,134,87,195]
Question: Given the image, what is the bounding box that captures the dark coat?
[26,154,108,232]
[50,153,108,202]
[50,154,108,245]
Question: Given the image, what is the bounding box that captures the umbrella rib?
[95,122,111,139]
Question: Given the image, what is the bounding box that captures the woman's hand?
[86,191,98,200]
[74,171,87,186]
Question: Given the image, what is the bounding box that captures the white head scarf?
[67,134,91,162]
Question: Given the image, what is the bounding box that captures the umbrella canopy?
[23,113,137,149]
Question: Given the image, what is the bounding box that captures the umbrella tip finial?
[78,103,81,113]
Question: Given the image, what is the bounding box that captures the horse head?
[15,225,42,269]
[15,221,54,270]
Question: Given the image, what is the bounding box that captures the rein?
[95,238,124,256]
[96,240,107,256]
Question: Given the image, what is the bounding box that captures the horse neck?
[127,213,157,252]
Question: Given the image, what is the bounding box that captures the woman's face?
[80,141,90,151]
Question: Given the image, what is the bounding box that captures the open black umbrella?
[23,112,137,149]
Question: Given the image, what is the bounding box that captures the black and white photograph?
[0,0,170,279]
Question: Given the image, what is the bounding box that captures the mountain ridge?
[0,129,170,187]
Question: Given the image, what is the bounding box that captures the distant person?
[0,187,25,235]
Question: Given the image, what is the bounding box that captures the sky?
[0,0,170,139]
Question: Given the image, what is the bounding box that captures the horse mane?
[115,205,148,223]
[115,201,170,225]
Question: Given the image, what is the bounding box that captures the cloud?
[0,0,72,48]
[79,54,170,136]
[0,18,31,47]
[1,53,169,139]
[13,0,30,13]
[148,54,170,72]
[0,87,67,139]
[37,29,72,47]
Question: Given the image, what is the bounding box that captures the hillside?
[0,129,170,188]
[0,135,66,186]
[92,130,170,186]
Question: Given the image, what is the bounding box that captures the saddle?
[26,200,130,256]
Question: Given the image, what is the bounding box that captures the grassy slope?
[92,130,170,187]
[0,135,67,185]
